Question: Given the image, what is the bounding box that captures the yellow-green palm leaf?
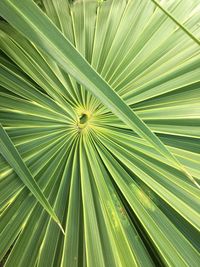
[0,0,200,266]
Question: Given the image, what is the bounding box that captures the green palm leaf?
[0,124,64,233]
[0,0,200,266]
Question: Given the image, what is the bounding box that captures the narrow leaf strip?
[150,0,200,46]
[0,124,65,234]
[0,0,198,187]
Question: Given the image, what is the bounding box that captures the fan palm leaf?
[0,0,200,266]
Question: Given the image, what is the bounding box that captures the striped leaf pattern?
[0,0,200,266]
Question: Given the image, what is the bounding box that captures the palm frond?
[0,0,200,266]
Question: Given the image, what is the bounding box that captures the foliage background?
[0,0,200,266]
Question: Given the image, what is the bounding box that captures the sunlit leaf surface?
[0,0,200,266]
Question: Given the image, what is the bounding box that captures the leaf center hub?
[77,111,92,130]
